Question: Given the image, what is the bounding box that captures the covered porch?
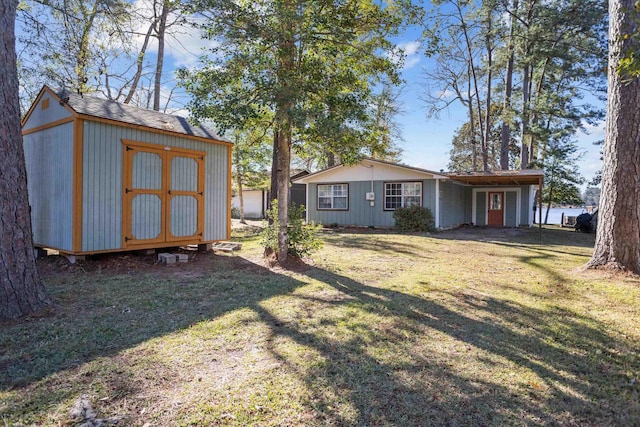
[448,170,544,227]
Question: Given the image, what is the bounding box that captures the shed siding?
[505,191,517,226]
[307,179,437,227]
[23,123,75,251]
[81,121,229,252]
[23,94,73,131]
[439,181,471,228]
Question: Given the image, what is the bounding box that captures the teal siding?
[439,181,470,228]
[307,179,437,227]
[82,121,229,252]
[505,191,517,226]
[23,123,75,251]
[464,188,473,223]
[476,192,487,226]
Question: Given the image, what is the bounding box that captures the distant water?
[539,207,591,225]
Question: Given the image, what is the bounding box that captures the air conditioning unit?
[365,192,375,201]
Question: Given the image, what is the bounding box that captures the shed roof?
[448,169,544,186]
[25,86,230,143]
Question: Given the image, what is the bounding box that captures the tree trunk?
[75,1,100,94]
[124,20,156,104]
[520,61,531,168]
[0,0,50,320]
[466,68,478,171]
[456,2,486,172]
[587,0,640,273]
[237,179,246,224]
[544,199,551,225]
[500,0,517,170]
[274,116,291,264]
[326,151,335,167]
[153,0,169,111]
[269,129,279,216]
[482,8,492,172]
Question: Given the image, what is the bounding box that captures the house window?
[384,182,422,210]
[317,184,348,210]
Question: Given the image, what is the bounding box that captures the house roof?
[25,86,230,143]
[448,169,544,186]
[292,158,448,184]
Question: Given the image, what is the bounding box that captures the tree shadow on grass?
[0,253,308,420]
[432,225,596,250]
[2,244,638,425]
[255,266,639,426]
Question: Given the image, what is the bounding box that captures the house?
[291,158,543,229]
[231,170,309,219]
[231,189,269,219]
[22,85,232,257]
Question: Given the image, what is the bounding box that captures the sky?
[124,1,606,189]
[391,37,605,185]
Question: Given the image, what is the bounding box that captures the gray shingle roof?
[56,88,230,142]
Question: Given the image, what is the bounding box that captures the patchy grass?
[1,226,639,426]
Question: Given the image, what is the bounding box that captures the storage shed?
[22,85,232,256]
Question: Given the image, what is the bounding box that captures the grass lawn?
[1,225,639,426]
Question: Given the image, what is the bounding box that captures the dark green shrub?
[393,206,435,232]
[261,201,323,258]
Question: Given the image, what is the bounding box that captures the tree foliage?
[16,0,193,112]
[232,115,273,223]
[425,0,607,171]
[261,202,322,259]
[180,0,420,264]
[533,136,584,224]
[582,187,601,207]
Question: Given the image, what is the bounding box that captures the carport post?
[538,176,543,233]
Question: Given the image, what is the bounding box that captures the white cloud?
[128,0,217,68]
[578,120,605,138]
[434,89,457,99]
[388,40,422,71]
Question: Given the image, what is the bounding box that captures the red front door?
[487,192,504,226]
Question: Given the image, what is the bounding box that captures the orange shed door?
[122,141,205,248]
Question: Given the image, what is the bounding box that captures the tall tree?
[425,0,607,171]
[424,0,499,171]
[17,0,131,95]
[180,0,418,264]
[1,0,49,319]
[534,136,584,224]
[232,119,272,224]
[587,0,640,273]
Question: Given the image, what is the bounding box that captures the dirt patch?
[36,248,257,279]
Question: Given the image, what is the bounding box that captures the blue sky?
[135,3,605,187]
[390,36,605,185]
